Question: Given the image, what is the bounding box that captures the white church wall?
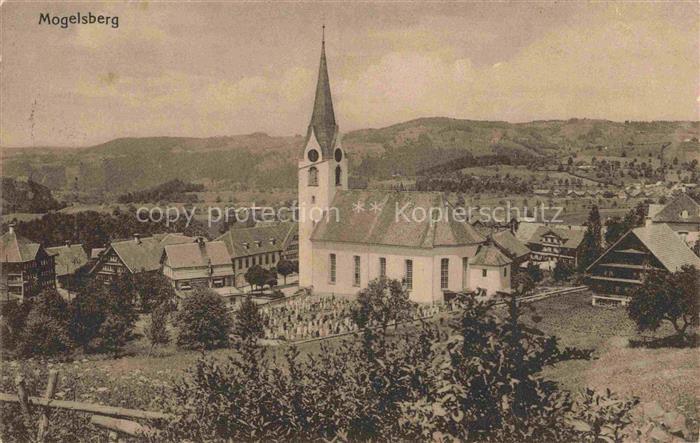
[467,263,511,296]
[310,241,482,304]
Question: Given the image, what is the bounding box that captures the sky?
[1,1,698,147]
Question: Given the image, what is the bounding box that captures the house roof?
[587,223,700,272]
[492,230,530,259]
[162,240,231,269]
[470,244,512,266]
[515,222,543,243]
[647,204,665,220]
[109,233,193,273]
[311,190,484,248]
[216,223,296,258]
[652,194,700,223]
[90,248,105,259]
[46,244,88,277]
[302,36,338,159]
[0,230,40,263]
[528,225,585,249]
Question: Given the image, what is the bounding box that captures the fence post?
[15,375,31,419]
[37,370,59,442]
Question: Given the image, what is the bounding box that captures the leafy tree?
[147,303,170,355]
[0,300,32,351]
[351,277,414,333]
[276,258,295,285]
[525,261,543,283]
[553,260,575,282]
[175,288,232,350]
[628,265,699,343]
[69,276,137,354]
[133,272,177,312]
[233,297,264,344]
[18,290,73,357]
[244,264,268,292]
[604,202,647,246]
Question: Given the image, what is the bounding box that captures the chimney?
[65,240,71,247]
[197,237,206,248]
[134,233,141,244]
[8,223,15,235]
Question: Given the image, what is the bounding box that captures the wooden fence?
[1,371,170,441]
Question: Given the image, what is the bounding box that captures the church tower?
[298,27,348,288]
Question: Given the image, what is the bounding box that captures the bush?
[69,277,137,355]
[17,290,73,357]
[174,288,232,350]
[553,260,575,282]
[0,300,32,352]
[628,265,699,342]
[147,304,170,351]
[162,292,634,442]
[233,297,263,343]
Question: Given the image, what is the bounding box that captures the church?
[297,32,512,303]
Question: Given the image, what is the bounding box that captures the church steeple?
[306,25,338,158]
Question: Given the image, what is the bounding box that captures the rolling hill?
[2,118,698,195]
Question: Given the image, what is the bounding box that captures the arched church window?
[308,166,319,187]
[335,166,342,186]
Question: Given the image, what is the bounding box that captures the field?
[2,290,697,438]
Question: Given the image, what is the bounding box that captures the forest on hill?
[2,118,697,197]
[0,178,65,214]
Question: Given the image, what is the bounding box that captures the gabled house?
[527,226,585,267]
[160,238,235,295]
[90,233,193,284]
[46,242,88,289]
[586,223,700,304]
[216,222,297,288]
[0,226,56,302]
[648,193,700,246]
[491,230,530,268]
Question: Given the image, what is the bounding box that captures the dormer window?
[269,238,276,245]
[681,210,689,219]
[255,240,262,247]
[243,242,249,250]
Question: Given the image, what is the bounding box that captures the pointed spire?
[307,24,337,157]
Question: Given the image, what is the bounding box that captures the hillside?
[0,177,65,214]
[2,119,698,195]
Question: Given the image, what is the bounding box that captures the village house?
[46,242,88,289]
[160,237,235,296]
[526,225,585,268]
[89,233,193,284]
[586,223,700,306]
[297,35,512,302]
[491,229,531,269]
[0,225,56,302]
[645,193,700,246]
[216,222,297,288]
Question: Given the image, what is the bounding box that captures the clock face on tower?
[307,149,319,162]
[334,149,343,162]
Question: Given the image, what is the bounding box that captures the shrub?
[162,292,634,442]
[0,300,32,352]
[69,277,137,355]
[147,304,170,352]
[553,260,575,282]
[628,265,699,342]
[17,290,73,357]
[233,297,264,344]
[174,288,232,350]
